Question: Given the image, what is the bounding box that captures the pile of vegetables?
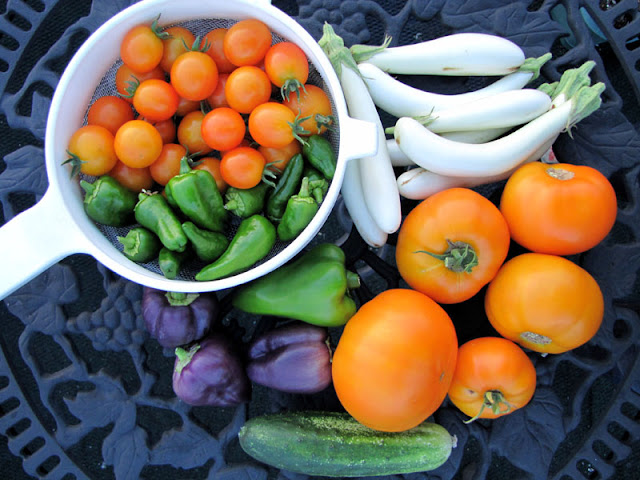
[66,16,338,280]
[121,18,615,479]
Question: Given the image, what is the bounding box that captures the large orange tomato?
[447,337,536,422]
[395,188,511,304]
[485,253,604,354]
[332,289,458,432]
[499,161,617,255]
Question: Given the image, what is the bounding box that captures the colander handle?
[339,116,379,161]
[0,188,89,300]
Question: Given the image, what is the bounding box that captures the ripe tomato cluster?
[66,16,333,194]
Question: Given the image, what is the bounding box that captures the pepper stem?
[174,344,201,374]
[346,270,360,290]
[464,390,513,424]
[165,291,200,306]
[415,240,478,273]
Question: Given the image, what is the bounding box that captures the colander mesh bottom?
[83,17,340,282]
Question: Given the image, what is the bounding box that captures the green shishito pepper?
[277,177,319,241]
[117,227,161,262]
[182,221,229,263]
[302,135,336,180]
[224,182,271,219]
[195,214,276,281]
[265,153,304,223]
[158,247,189,280]
[303,166,329,204]
[80,176,137,226]
[165,157,227,232]
[134,191,188,253]
[232,243,360,327]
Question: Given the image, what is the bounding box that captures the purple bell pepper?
[247,322,332,394]
[142,288,217,348]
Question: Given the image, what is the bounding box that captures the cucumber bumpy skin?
[238,411,456,477]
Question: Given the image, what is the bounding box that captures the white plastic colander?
[0,0,377,299]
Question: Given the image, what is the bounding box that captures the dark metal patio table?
[1,0,640,479]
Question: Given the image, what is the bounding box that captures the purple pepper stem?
[165,291,199,306]
[175,344,201,374]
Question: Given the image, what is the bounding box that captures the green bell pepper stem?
[224,182,271,218]
[277,177,319,241]
[195,214,276,281]
[158,247,190,279]
[165,157,227,232]
[134,191,188,252]
[302,135,336,180]
[265,153,304,223]
[80,176,137,227]
[182,221,229,263]
[232,243,360,327]
[117,226,161,262]
[303,165,329,204]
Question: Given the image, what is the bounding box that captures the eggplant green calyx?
[464,390,513,424]
[415,240,478,274]
[318,22,360,78]
[540,60,595,107]
[174,344,201,374]
[349,35,393,63]
[165,291,200,307]
[517,52,552,81]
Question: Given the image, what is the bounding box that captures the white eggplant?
[351,33,525,76]
[394,83,604,178]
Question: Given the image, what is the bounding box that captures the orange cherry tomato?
[258,139,301,173]
[204,28,236,73]
[194,156,228,193]
[499,161,617,256]
[282,84,333,135]
[395,188,511,304]
[332,289,458,432]
[115,64,165,104]
[67,125,118,176]
[485,253,604,354]
[220,146,266,189]
[87,95,134,135]
[206,73,230,109]
[107,161,154,192]
[120,24,164,73]
[447,337,537,422]
[132,79,179,122]
[147,117,177,144]
[170,51,219,101]
[149,143,187,186]
[176,111,213,155]
[223,19,272,66]
[159,26,195,72]
[114,119,163,168]
[225,65,272,114]
[201,107,246,152]
[264,41,309,100]
[248,102,297,149]
[175,96,200,117]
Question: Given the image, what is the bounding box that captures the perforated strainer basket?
[0,0,377,300]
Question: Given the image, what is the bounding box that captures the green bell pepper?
[277,177,319,241]
[134,191,188,253]
[232,243,360,327]
[117,226,161,262]
[182,221,229,263]
[224,182,271,219]
[165,157,227,232]
[302,135,336,180]
[158,247,190,279]
[80,176,137,226]
[195,214,276,281]
[303,165,329,204]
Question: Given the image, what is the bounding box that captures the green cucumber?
[238,411,455,477]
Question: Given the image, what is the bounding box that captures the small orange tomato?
[194,156,228,193]
[206,73,230,109]
[248,102,297,149]
[133,79,179,122]
[258,139,302,173]
[107,161,154,192]
[204,28,236,73]
[220,146,266,189]
[67,125,118,176]
[485,253,604,354]
[282,84,333,135]
[395,188,511,304]
[223,19,272,66]
[115,64,165,103]
[225,65,272,114]
[176,111,213,155]
[448,337,537,422]
[114,119,163,168]
[332,289,458,432]
[120,23,164,73]
[170,51,219,101]
[149,143,186,186]
[500,161,617,255]
[87,95,134,135]
[159,26,196,72]
[201,107,246,152]
[264,41,309,100]
[147,117,177,144]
